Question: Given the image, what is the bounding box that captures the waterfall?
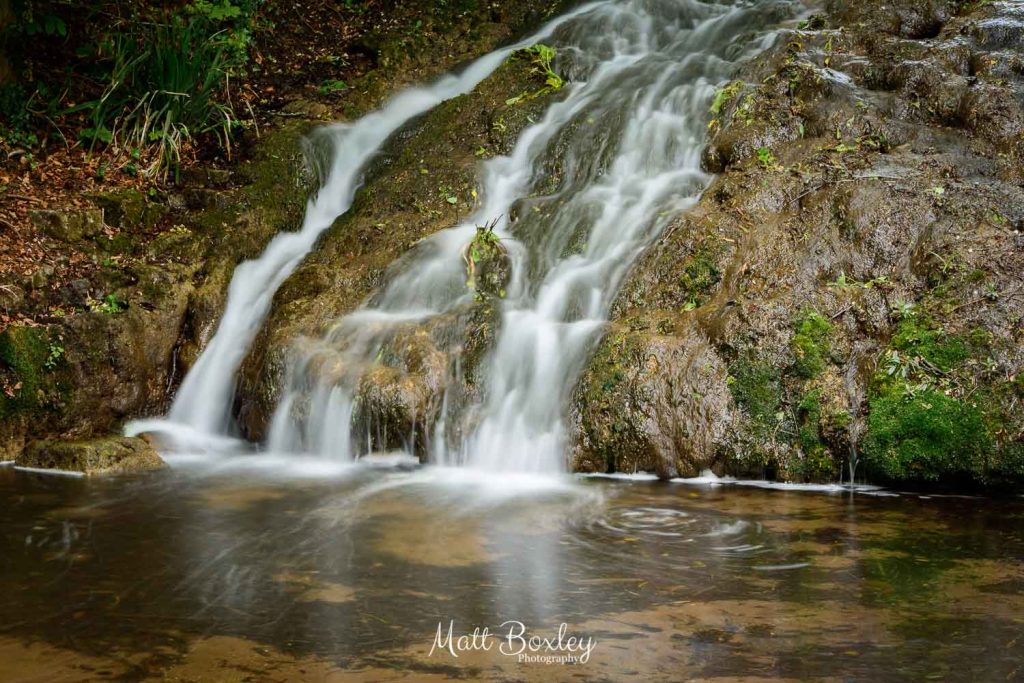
[263,0,796,471]
[125,1,608,451]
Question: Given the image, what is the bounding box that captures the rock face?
[0,122,313,461]
[573,0,1024,488]
[17,436,165,475]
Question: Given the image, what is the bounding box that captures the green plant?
[756,146,777,169]
[524,44,562,89]
[44,340,64,370]
[317,79,348,95]
[77,9,252,179]
[462,218,507,299]
[710,81,743,115]
[506,44,564,105]
[89,294,127,314]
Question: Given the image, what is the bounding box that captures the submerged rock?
[17,436,165,475]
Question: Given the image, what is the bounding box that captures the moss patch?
[729,356,783,427]
[889,317,969,372]
[678,243,722,308]
[864,386,989,482]
[791,309,832,378]
[0,326,59,419]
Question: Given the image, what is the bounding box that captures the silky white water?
[261,0,796,472]
[125,1,607,451]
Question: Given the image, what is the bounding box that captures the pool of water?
[2,459,1022,681]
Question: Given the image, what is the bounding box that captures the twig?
[830,304,853,320]
[2,194,43,204]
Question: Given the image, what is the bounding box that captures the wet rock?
[463,222,510,299]
[235,56,562,440]
[29,208,103,242]
[969,16,1024,49]
[17,436,165,475]
[572,325,734,478]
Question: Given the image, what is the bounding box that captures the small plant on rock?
[506,44,565,105]
[462,217,510,300]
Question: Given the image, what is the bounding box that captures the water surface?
[2,462,1022,681]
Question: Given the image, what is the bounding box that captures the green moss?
[0,325,53,418]
[729,356,783,426]
[678,244,721,307]
[791,390,837,481]
[791,309,832,378]
[863,385,988,482]
[890,318,968,372]
[579,330,645,473]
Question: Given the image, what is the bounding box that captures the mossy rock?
[85,189,167,231]
[17,436,165,475]
[791,309,833,378]
[463,224,510,299]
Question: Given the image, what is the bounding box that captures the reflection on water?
[1,461,1023,681]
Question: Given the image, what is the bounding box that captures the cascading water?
[263,0,796,472]
[125,1,606,451]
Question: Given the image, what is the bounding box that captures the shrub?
[80,11,248,178]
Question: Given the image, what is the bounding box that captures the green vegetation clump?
[710,81,743,115]
[4,0,260,179]
[889,318,968,372]
[678,245,721,308]
[864,386,988,481]
[795,390,837,480]
[462,219,508,300]
[791,309,832,378]
[862,312,995,484]
[506,44,564,105]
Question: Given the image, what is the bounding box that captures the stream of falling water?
[133,0,797,471]
[125,0,606,451]
[264,0,795,472]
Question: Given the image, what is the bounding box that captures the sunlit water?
[2,464,1022,681]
